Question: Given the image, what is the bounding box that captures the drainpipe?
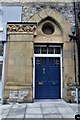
[77,2,80,104]
[1,42,6,104]
[74,1,79,103]
[74,1,80,104]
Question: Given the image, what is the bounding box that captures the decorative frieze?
[7,24,37,33]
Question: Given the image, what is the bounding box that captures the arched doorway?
[28,8,75,101]
[34,45,62,99]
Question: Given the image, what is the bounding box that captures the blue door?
[35,57,61,99]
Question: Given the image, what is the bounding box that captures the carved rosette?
[7,24,37,35]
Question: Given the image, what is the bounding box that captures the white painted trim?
[1,43,6,104]
[34,45,61,47]
[34,54,61,57]
[33,56,35,99]
[0,53,4,103]
[0,28,3,32]
[33,53,63,99]
[60,49,63,99]
[0,57,3,61]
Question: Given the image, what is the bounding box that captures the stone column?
[4,23,36,103]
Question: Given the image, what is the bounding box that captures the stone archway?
[3,8,77,103]
[29,8,76,102]
[28,8,71,37]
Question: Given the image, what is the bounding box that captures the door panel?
[35,57,61,99]
[35,58,47,98]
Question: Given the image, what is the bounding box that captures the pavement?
[1,99,79,119]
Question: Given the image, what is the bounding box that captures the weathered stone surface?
[3,2,78,103]
[4,25,34,102]
[0,0,75,3]
[21,3,75,25]
[8,86,32,102]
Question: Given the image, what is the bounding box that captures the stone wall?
[22,2,75,25]
[1,2,75,25]
[2,1,79,103]
[0,0,75,3]
[4,24,36,103]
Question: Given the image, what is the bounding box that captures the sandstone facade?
[1,1,79,103]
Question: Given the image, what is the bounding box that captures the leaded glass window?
[34,45,61,54]
[55,47,60,54]
[34,47,40,54]
[48,47,54,54]
[41,47,47,54]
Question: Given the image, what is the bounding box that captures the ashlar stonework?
[3,4,79,103]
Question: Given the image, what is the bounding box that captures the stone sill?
[7,32,34,35]
[5,82,32,86]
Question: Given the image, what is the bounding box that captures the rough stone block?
[30,14,42,23]
[38,9,47,19]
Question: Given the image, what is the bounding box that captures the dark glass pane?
[0,62,2,81]
[54,58,60,66]
[55,47,60,54]
[0,43,3,56]
[48,47,54,54]
[34,47,40,54]
[41,47,47,54]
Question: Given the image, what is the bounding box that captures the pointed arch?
[28,7,71,36]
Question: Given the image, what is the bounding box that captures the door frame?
[33,53,63,99]
[0,57,3,102]
[0,43,6,104]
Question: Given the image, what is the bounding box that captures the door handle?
[38,82,44,85]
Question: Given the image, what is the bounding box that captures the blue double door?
[35,57,61,99]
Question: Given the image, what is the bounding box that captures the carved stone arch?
[28,8,76,102]
[28,7,72,38]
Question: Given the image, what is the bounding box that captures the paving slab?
[7,115,24,118]
[25,114,43,118]
[42,107,58,114]
[8,107,25,116]
[43,114,62,118]
[1,99,78,119]
[61,113,75,118]
[41,103,56,108]
[26,107,42,114]
[78,104,80,113]
[69,103,79,113]
[27,103,40,108]
[2,104,13,118]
